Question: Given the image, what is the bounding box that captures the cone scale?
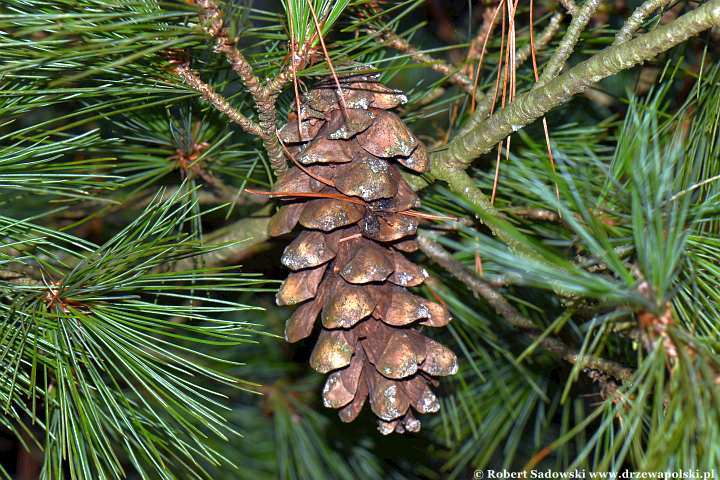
[271,74,457,435]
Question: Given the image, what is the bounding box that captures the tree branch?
[429,166,529,254]
[515,12,566,68]
[173,215,272,270]
[432,0,720,169]
[174,64,263,137]
[264,67,294,98]
[0,269,42,286]
[466,7,502,67]
[559,0,579,15]
[418,234,533,328]
[191,0,288,176]
[380,30,477,95]
[182,0,720,272]
[417,234,635,383]
[194,0,263,96]
[455,12,566,140]
[537,0,602,85]
[614,0,675,44]
[538,336,634,382]
[509,207,562,222]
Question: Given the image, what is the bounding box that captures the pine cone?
[271,74,457,435]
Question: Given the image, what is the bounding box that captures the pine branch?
[537,0,602,85]
[455,12,566,140]
[175,0,717,271]
[379,30,477,95]
[174,215,272,269]
[419,235,533,328]
[194,0,263,96]
[515,12,565,69]
[189,0,290,176]
[508,206,562,222]
[559,0,580,15]
[432,0,720,169]
[264,66,295,98]
[466,6,502,68]
[614,0,675,44]
[174,63,263,137]
[0,192,272,479]
[417,234,635,383]
[430,167,525,253]
[415,0,720,248]
[0,270,40,286]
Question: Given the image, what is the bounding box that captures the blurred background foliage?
[1,0,719,478]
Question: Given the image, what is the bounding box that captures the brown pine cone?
[270,73,457,435]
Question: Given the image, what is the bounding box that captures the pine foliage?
[1,0,719,478]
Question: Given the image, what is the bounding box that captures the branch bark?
[183,0,720,274]
[466,6,502,69]
[614,0,675,44]
[537,0,602,85]
[195,0,263,97]
[432,0,720,169]
[456,12,566,140]
[417,233,635,383]
[174,215,272,270]
[559,0,579,15]
[380,30,477,95]
[515,12,565,69]
[174,64,263,137]
[188,0,289,176]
